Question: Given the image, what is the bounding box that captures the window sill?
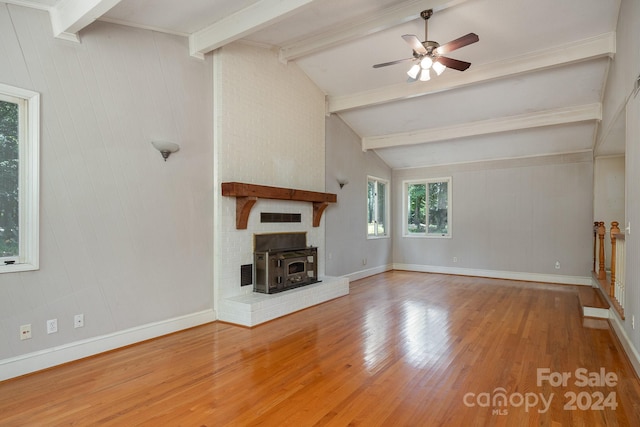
[404,234,451,239]
[0,263,38,274]
[367,235,390,240]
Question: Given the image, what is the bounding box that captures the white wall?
[324,114,392,279]
[392,153,593,283]
[212,42,327,316]
[0,5,213,378]
[594,156,625,269]
[601,0,640,374]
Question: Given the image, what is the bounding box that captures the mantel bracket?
[235,196,258,230]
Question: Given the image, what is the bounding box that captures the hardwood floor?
[1,271,639,426]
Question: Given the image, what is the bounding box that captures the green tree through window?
[0,100,19,257]
[405,178,451,237]
[0,83,39,273]
[428,181,448,235]
[368,177,388,237]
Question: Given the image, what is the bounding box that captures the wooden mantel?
[221,182,337,229]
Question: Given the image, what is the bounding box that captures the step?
[578,286,610,319]
[582,318,610,329]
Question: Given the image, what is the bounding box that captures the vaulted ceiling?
[6,0,623,168]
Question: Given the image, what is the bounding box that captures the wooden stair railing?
[597,221,606,280]
[611,223,625,318]
[593,221,599,272]
[592,220,625,319]
[610,221,620,298]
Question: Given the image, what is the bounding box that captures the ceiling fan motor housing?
[422,41,440,55]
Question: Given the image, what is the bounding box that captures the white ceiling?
[7,0,624,168]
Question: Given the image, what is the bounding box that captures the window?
[367,176,388,238]
[405,177,451,237]
[0,83,39,273]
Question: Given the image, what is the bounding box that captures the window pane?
[428,181,448,235]
[376,181,386,235]
[407,183,426,234]
[0,100,19,257]
[367,180,375,235]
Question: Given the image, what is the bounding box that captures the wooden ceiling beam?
[189,0,316,59]
[329,32,616,114]
[278,0,469,62]
[362,103,602,150]
[50,0,123,42]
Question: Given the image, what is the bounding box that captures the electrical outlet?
[555,261,561,269]
[47,318,58,334]
[633,315,636,330]
[362,258,367,266]
[20,324,32,340]
[453,257,458,263]
[74,314,84,328]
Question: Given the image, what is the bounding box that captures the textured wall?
[212,42,326,307]
[0,5,212,361]
[392,153,594,279]
[324,114,392,278]
[617,0,640,366]
[594,156,625,269]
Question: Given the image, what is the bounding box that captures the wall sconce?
[151,141,180,161]
[337,178,349,189]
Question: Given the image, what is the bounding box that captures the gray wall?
[594,156,625,270]
[325,114,392,279]
[0,5,212,363]
[602,0,640,371]
[392,153,594,279]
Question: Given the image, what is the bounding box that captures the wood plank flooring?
[1,271,639,426]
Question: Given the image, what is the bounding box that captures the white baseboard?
[608,311,640,379]
[345,264,393,282]
[393,264,592,286]
[0,309,216,382]
[588,277,640,378]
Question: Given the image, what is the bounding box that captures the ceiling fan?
[373,9,479,82]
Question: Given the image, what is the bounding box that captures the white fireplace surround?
[218,276,349,327]
[214,197,349,327]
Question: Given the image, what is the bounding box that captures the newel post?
[597,221,606,280]
[610,221,620,297]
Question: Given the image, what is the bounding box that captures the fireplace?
[253,233,320,294]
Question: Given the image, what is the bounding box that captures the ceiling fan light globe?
[433,61,446,75]
[419,69,431,81]
[420,56,433,69]
[407,64,421,79]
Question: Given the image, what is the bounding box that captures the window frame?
[0,83,40,273]
[403,177,452,239]
[367,175,390,239]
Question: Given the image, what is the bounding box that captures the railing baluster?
[594,221,599,272]
[615,234,625,315]
[597,222,606,280]
[610,221,619,298]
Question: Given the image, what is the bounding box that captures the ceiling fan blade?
[402,34,427,55]
[434,33,479,55]
[437,56,472,71]
[373,57,415,68]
